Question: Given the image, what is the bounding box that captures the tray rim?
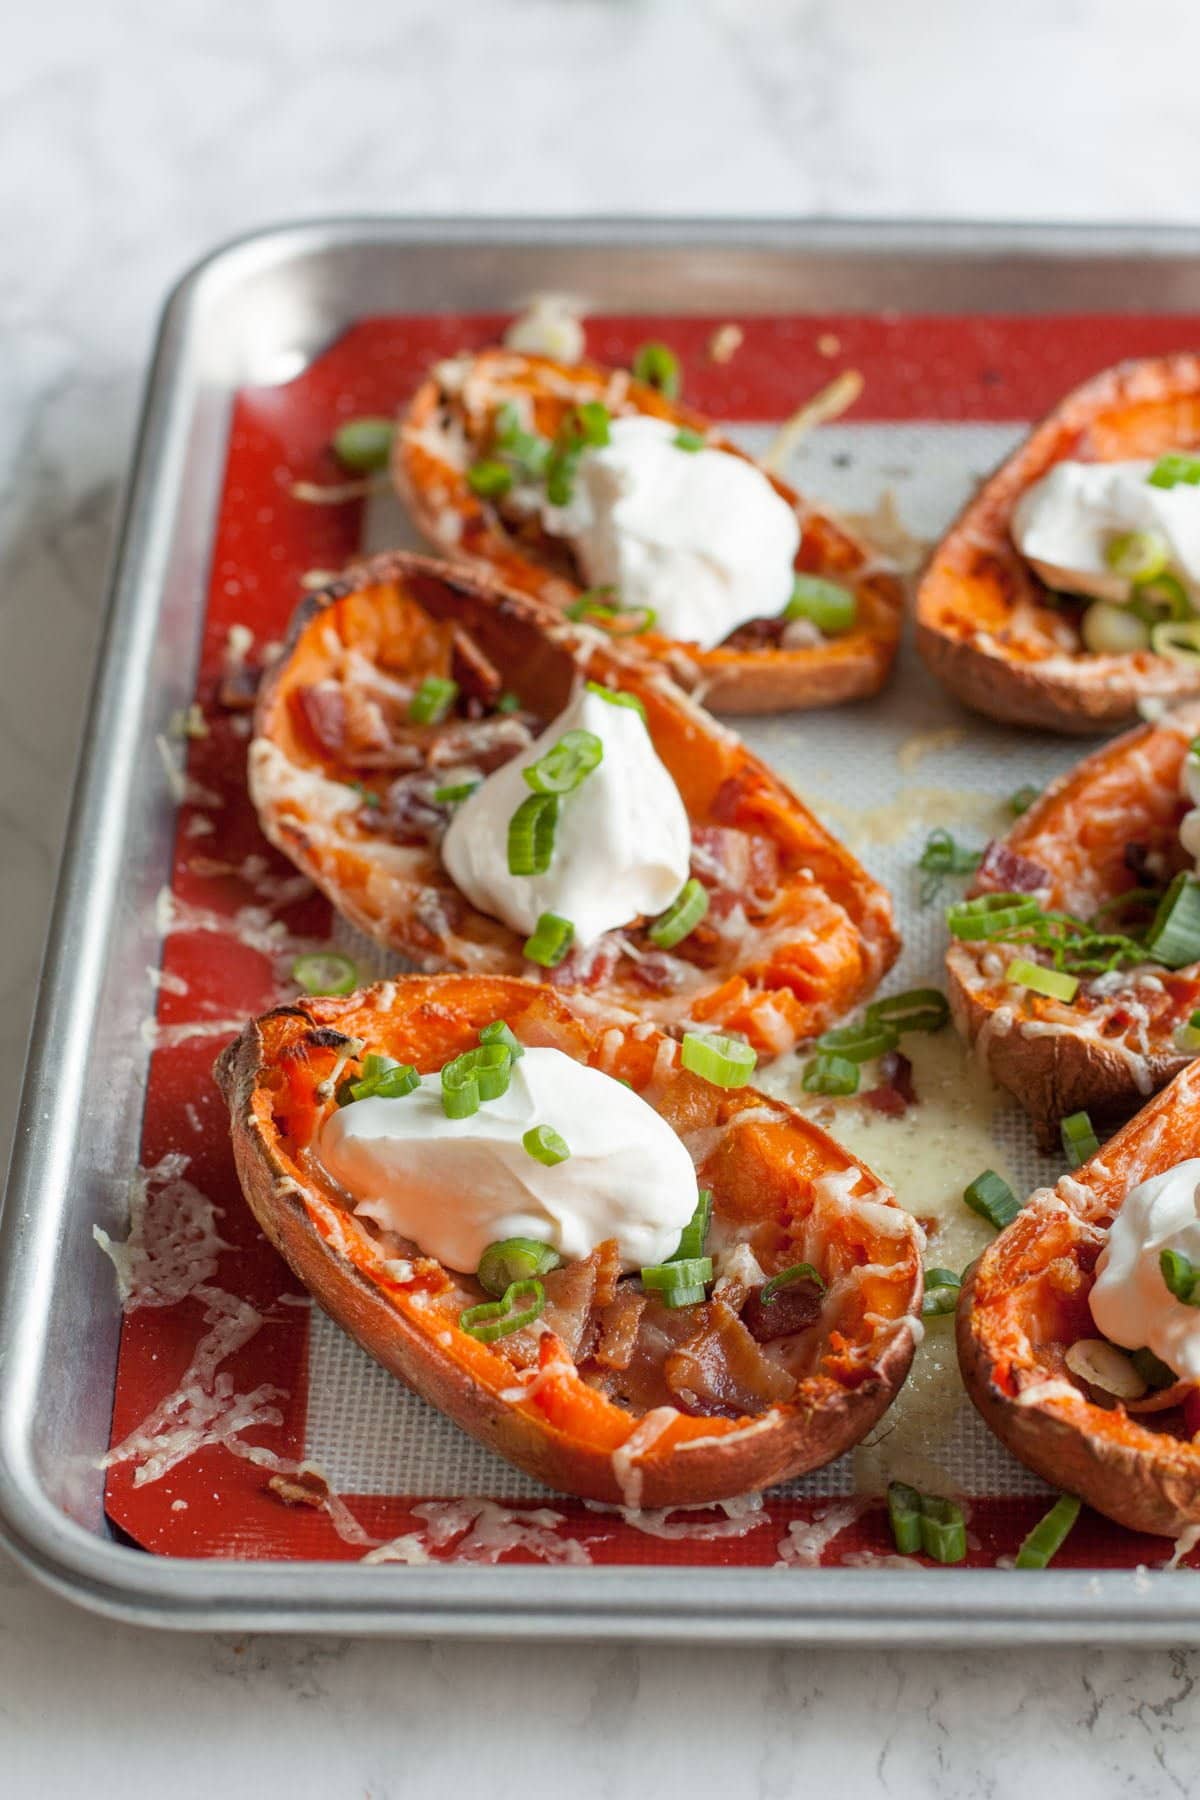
[6,213,1200,1641]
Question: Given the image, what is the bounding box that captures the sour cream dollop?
[319,1046,698,1273]
[549,415,800,648]
[440,683,690,948]
[1011,458,1200,603]
[1089,1159,1200,1381]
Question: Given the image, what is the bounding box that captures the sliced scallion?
[1152,618,1200,663]
[522,728,604,795]
[477,1239,560,1298]
[648,877,709,949]
[631,341,681,398]
[887,1481,924,1555]
[641,1255,713,1309]
[673,427,706,452]
[523,911,574,967]
[816,1021,899,1063]
[866,988,951,1036]
[507,792,559,877]
[408,675,459,725]
[963,1169,1020,1232]
[1160,1246,1200,1306]
[459,1278,545,1342]
[584,678,646,719]
[784,573,857,635]
[802,1053,860,1096]
[1131,1346,1177,1390]
[921,1267,962,1318]
[1060,1110,1099,1168]
[1006,958,1080,1003]
[292,951,359,997]
[1132,573,1191,623]
[1148,453,1200,489]
[670,1189,713,1262]
[919,1495,968,1564]
[433,780,479,805]
[1143,872,1200,968]
[440,1043,513,1119]
[1014,1493,1082,1569]
[1009,784,1040,817]
[523,1123,571,1165]
[332,416,395,473]
[496,691,522,715]
[479,1020,524,1061]
[1104,528,1169,583]
[345,1053,420,1104]
[680,1031,758,1088]
[760,1262,826,1305]
[945,893,1043,940]
[466,458,514,499]
[1174,1006,1200,1053]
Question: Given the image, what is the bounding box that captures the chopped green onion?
[963,1169,1020,1232]
[919,828,983,876]
[784,573,857,635]
[945,892,1043,940]
[565,586,617,620]
[1174,1006,1200,1053]
[479,1020,524,1061]
[459,1278,545,1342]
[346,1053,420,1104]
[922,1268,962,1318]
[1132,573,1191,623]
[292,951,359,997]
[641,1255,713,1308]
[466,458,514,499]
[1105,529,1169,583]
[816,1021,899,1063]
[673,427,706,453]
[573,401,611,447]
[523,1123,571,1165]
[1148,453,1200,489]
[433,780,479,805]
[522,728,604,795]
[545,445,581,507]
[866,988,951,1036]
[1008,784,1040,817]
[1083,601,1151,655]
[1143,872,1200,968]
[680,1031,758,1088]
[584,678,646,719]
[1161,1246,1200,1306]
[477,1238,560,1298]
[507,792,559,877]
[440,1044,513,1118]
[1131,1346,1177,1390]
[648,877,710,948]
[631,341,681,398]
[332,416,395,473]
[760,1261,826,1305]
[1152,618,1200,663]
[1060,1110,1099,1168]
[492,407,552,481]
[1014,1493,1082,1569]
[919,1496,968,1564]
[887,1481,924,1554]
[1006,958,1080,1003]
[802,1053,860,1096]
[670,1189,713,1262]
[408,676,459,725]
[523,911,574,967]
[496,691,522,715]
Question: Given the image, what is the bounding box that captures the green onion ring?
[801,1053,860,1096]
[523,911,574,967]
[522,1123,571,1165]
[648,878,709,949]
[1014,1493,1082,1569]
[680,1031,758,1088]
[670,1189,713,1262]
[1060,1110,1099,1169]
[408,675,459,725]
[291,951,359,997]
[507,792,559,877]
[963,1169,1020,1232]
[522,728,604,796]
[760,1261,826,1305]
[477,1239,560,1299]
[945,892,1043,939]
[459,1278,546,1343]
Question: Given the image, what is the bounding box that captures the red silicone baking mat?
[99,310,1200,1572]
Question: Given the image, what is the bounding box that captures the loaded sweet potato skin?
[957,1062,1200,1537]
[947,699,1200,1148]
[249,550,899,1058]
[215,975,923,1507]
[396,348,905,715]
[917,355,1200,733]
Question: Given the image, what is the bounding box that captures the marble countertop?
[5,1,1200,1792]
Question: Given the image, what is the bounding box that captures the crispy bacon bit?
[721,616,785,651]
[218,665,261,712]
[861,1049,916,1117]
[451,626,503,706]
[593,1238,621,1310]
[428,715,533,774]
[544,937,620,991]
[691,824,777,901]
[741,1277,825,1344]
[537,1252,601,1361]
[627,950,684,992]
[663,1299,796,1418]
[974,840,1052,896]
[710,776,746,826]
[595,1285,647,1371]
[293,683,348,756]
[266,1467,332,1510]
[381,774,447,844]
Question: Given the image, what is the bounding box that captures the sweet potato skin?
[250,550,900,1058]
[946,700,1200,1147]
[957,1062,1200,1537]
[917,355,1200,734]
[216,976,922,1507]
[396,348,905,715]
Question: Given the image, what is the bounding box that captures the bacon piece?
[974,839,1052,896]
[544,936,620,991]
[293,682,347,756]
[218,665,261,711]
[537,1251,601,1362]
[741,1277,825,1343]
[663,1299,796,1418]
[381,774,447,844]
[594,1284,647,1371]
[428,715,533,773]
[626,950,685,992]
[593,1237,621,1309]
[861,1049,917,1117]
[721,616,785,651]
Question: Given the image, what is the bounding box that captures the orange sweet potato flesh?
[395,348,904,715]
[958,1061,1200,1537]
[917,355,1200,733]
[947,698,1200,1147]
[250,551,899,1059]
[216,974,922,1506]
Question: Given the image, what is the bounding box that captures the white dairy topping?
[441,683,690,948]
[1179,743,1200,869]
[548,415,800,648]
[1090,1159,1200,1380]
[1011,458,1200,603]
[319,1046,698,1273]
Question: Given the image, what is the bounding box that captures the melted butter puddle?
[812,783,1004,853]
[759,1028,1020,1494]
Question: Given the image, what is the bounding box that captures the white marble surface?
[5,1,1200,1792]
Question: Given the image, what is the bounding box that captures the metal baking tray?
[5,217,1200,1641]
